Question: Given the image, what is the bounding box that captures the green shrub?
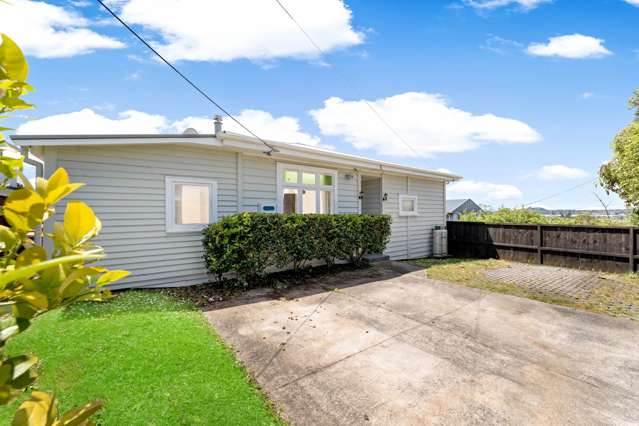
[459,207,630,226]
[202,213,392,285]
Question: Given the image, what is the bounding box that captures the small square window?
[166,177,217,232]
[399,195,418,216]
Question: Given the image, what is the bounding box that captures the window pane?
[284,170,298,184]
[302,189,316,214]
[402,199,415,212]
[175,184,209,224]
[283,188,298,213]
[302,172,316,185]
[319,174,333,186]
[319,190,331,214]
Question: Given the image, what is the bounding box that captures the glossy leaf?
[96,270,130,287]
[15,247,47,269]
[0,252,104,288]
[63,202,101,247]
[3,189,45,233]
[12,390,57,426]
[0,34,28,82]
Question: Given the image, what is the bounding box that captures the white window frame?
[399,194,418,216]
[165,176,218,233]
[276,163,338,214]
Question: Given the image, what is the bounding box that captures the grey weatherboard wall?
[39,142,447,289]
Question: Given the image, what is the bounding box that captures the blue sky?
[2,0,638,209]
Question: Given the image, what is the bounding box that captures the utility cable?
[273,0,422,158]
[95,0,278,154]
[521,178,598,207]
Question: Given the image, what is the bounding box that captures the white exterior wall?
[44,144,375,289]
[337,171,360,214]
[382,175,446,260]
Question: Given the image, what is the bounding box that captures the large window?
[165,176,217,232]
[277,163,337,214]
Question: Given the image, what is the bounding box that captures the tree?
[0,34,129,425]
[599,89,639,224]
[630,88,639,121]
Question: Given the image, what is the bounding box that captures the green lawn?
[0,291,283,425]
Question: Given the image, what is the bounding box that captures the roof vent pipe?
[214,115,223,135]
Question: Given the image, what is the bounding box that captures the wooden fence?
[447,221,638,273]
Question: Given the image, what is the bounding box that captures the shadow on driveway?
[205,261,639,425]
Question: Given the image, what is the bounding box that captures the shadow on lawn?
[61,261,430,319]
[60,291,195,321]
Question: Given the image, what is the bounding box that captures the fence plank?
[630,227,635,273]
[447,221,638,274]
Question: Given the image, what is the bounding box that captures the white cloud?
[172,109,320,146]
[310,92,540,158]
[113,0,364,62]
[447,180,523,201]
[16,108,321,147]
[526,34,612,59]
[624,0,639,6]
[580,91,594,99]
[535,164,589,180]
[0,0,125,58]
[465,0,551,10]
[16,109,169,134]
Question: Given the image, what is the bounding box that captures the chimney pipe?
[214,115,223,135]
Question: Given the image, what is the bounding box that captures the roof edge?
[11,132,463,181]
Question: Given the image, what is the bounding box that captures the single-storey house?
[12,125,461,289]
[447,198,482,221]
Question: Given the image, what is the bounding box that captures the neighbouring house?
[447,198,482,221]
[12,124,460,289]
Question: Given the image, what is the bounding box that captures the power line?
[273,0,422,158]
[521,178,598,207]
[95,0,277,154]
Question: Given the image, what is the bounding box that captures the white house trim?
[13,132,461,182]
[399,194,419,217]
[165,176,218,233]
[276,162,338,214]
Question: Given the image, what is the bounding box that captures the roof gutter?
[217,131,462,182]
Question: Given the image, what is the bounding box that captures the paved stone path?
[486,262,617,300]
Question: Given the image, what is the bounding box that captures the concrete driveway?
[205,263,639,425]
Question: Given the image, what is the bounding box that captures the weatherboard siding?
[382,175,445,260]
[44,144,385,289]
[241,155,277,212]
[337,171,360,214]
[49,144,238,289]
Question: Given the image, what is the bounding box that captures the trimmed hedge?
[202,213,392,284]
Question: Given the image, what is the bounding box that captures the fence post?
[537,225,543,265]
[630,227,635,273]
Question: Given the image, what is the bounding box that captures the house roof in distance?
[12,131,463,182]
[447,198,481,213]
